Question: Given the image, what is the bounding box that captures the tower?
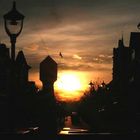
[15,51,31,90]
[113,36,132,92]
[129,32,140,85]
[40,55,57,96]
[0,43,10,93]
[39,56,58,136]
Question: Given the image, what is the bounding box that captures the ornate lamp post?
[3,1,24,61]
[3,1,24,132]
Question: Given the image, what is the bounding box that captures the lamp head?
[3,1,24,37]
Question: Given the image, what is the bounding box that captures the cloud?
[73,54,82,60]
[1,0,140,83]
[58,62,112,72]
[56,52,112,72]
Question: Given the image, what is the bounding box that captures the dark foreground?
[0,132,139,140]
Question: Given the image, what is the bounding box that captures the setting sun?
[29,70,111,102]
[56,74,81,92]
[54,71,89,102]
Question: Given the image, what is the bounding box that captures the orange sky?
[29,68,112,102]
[1,0,140,101]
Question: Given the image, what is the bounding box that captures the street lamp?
[89,81,94,92]
[3,1,24,61]
[3,2,24,132]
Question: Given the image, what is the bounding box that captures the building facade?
[112,32,140,93]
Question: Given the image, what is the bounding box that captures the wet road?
[0,114,138,139]
[58,115,138,140]
[59,115,90,135]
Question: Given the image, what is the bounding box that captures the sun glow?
[54,71,88,101]
[56,74,81,92]
[29,70,111,102]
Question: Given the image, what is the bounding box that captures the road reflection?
[60,127,89,135]
[59,114,89,135]
[16,127,39,134]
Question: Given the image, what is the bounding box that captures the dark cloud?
[0,0,140,82]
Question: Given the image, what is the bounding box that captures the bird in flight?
[59,52,63,58]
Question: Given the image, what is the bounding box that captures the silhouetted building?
[0,44,31,94]
[39,56,58,137]
[0,43,10,131]
[40,55,57,94]
[15,51,31,91]
[27,81,38,93]
[0,43,11,94]
[129,32,140,86]
[112,30,140,100]
[113,37,132,92]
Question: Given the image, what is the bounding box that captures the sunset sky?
[0,0,140,101]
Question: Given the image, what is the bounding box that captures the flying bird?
[59,52,63,58]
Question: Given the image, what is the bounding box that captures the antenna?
[121,31,124,39]
[137,23,140,30]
